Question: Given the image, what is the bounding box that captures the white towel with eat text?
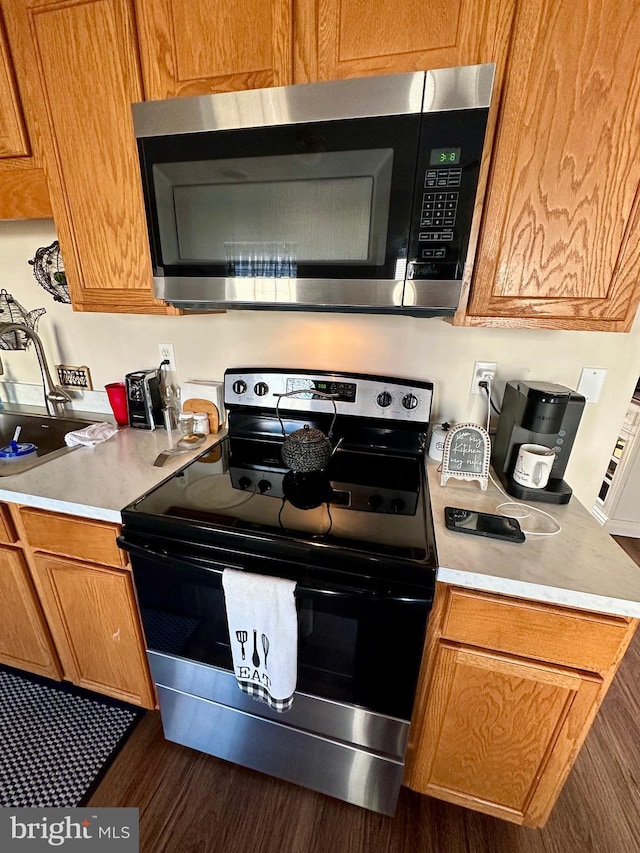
[222,568,298,712]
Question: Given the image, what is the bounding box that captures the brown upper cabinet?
[6,0,640,327]
[136,0,293,100]
[0,1,51,218]
[11,0,173,313]
[135,0,507,96]
[458,0,640,331]
[296,0,513,83]
[0,10,29,159]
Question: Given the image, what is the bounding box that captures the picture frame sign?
[440,422,491,490]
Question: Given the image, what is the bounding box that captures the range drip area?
[227,427,422,516]
[129,429,433,569]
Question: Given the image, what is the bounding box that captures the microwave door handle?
[118,535,432,606]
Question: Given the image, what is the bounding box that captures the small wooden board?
[182,398,220,434]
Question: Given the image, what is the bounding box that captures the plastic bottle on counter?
[428,422,451,462]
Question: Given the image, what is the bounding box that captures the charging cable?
[480,379,562,537]
[479,378,492,435]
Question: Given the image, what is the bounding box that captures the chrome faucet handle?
[47,386,73,403]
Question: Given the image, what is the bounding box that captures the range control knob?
[254,382,269,396]
[402,393,419,410]
[390,498,405,514]
[257,479,272,494]
[238,476,251,490]
[367,494,383,511]
[377,391,392,408]
[232,380,247,395]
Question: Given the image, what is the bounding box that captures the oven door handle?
[118,535,434,606]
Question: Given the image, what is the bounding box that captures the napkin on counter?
[64,422,118,448]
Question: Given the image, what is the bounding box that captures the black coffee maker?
[125,368,164,430]
[492,380,585,504]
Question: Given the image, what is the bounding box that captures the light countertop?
[1,416,638,620]
[0,423,223,524]
[427,460,640,618]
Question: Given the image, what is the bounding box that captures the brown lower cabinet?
[405,584,638,827]
[2,497,637,823]
[30,553,155,708]
[0,502,155,710]
[0,544,61,679]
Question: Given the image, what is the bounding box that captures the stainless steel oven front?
[121,533,433,815]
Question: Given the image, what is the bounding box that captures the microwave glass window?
[153,149,393,269]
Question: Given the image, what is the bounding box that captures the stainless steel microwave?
[133,64,495,315]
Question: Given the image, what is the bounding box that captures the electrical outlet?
[577,367,607,403]
[470,361,498,395]
[158,343,176,372]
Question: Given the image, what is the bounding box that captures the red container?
[105,382,129,426]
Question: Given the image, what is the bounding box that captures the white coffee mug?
[513,443,555,489]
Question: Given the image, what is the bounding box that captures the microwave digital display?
[429,147,461,166]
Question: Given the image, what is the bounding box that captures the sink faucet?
[0,323,72,416]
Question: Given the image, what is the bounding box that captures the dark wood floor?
[90,537,640,853]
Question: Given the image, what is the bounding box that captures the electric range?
[119,368,437,815]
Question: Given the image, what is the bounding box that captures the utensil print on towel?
[261,634,270,669]
[236,630,248,660]
[252,630,261,667]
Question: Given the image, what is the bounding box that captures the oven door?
[121,533,433,814]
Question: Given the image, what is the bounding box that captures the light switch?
[577,368,607,403]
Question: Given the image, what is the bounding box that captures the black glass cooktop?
[123,436,436,570]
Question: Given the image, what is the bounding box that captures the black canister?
[281,424,332,473]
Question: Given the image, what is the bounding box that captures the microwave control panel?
[407,108,490,281]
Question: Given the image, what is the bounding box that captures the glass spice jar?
[177,412,195,436]
[192,412,210,435]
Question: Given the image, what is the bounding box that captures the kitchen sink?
[0,411,96,476]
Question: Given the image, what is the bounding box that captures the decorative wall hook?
[28,240,71,304]
[0,290,46,350]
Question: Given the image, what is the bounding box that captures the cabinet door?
[411,641,601,826]
[0,545,61,680]
[0,9,29,158]
[298,0,513,83]
[462,0,640,331]
[31,553,156,709]
[21,0,174,314]
[0,1,51,217]
[136,0,293,100]
[19,507,128,569]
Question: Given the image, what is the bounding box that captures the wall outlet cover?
[577,367,607,403]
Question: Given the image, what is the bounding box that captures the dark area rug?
[0,665,144,808]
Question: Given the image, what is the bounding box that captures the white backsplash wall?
[2,219,639,509]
